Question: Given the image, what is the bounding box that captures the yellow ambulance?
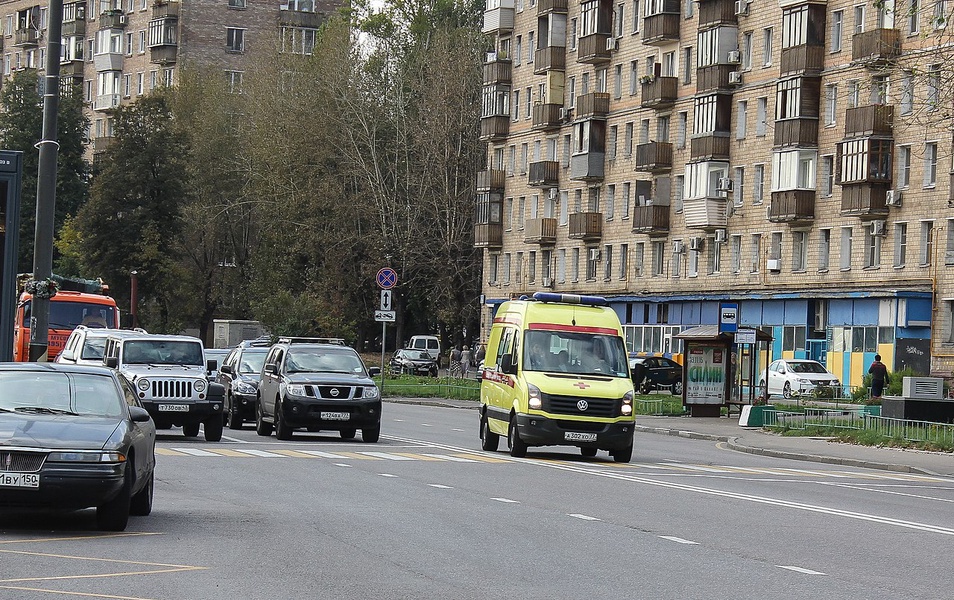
[479,292,636,462]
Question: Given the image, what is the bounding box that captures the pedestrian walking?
[450,346,462,378]
[460,345,473,377]
[868,354,890,401]
[474,343,486,365]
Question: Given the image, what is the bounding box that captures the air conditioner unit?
[605,37,618,51]
[689,237,704,251]
[559,107,571,121]
[902,376,944,399]
[714,228,727,244]
[734,0,749,15]
[886,189,902,207]
[588,248,602,261]
[547,188,558,199]
[717,177,733,192]
[727,50,742,64]
[766,258,781,271]
[542,276,554,288]
[673,240,685,254]
[728,71,743,85]
[872,219,887,236]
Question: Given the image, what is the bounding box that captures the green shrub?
[851,366,925,403]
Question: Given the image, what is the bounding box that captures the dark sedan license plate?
[320,412,350,421]
[565,432,597,442]
[0,472,40,488]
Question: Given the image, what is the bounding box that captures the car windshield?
[404,350,434,360]
[22,300,117,329]
[523,330,629,377]
[238,350,267,374]
[123,340,204,366]
[286,349,366,374]
[0,372,124,417]
[81,337,107,360]
[789,361,828,374]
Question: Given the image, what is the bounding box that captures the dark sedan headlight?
[47,450,126,463]
[235,381,257,394]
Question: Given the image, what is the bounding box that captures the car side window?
[117,376,140,407]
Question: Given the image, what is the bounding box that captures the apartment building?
[476,0,954,389]
[0,0,335,154]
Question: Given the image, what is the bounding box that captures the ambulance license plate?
[565,432,597,442]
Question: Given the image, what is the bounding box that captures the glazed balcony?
[773,117,819,148]
[640,76,678,109]
[532,103,563,131]
[698,0,737,27]
[631,204,670,235]
[780,45,824,76]
[476,169,506,192]
[13,28,39,47]
[634,142,673,172]
[524,218,558,244]
[480,116,510,142]
[93,52,124,72]
[537,0,567,14]
[534,47,566,74]
[482,3,515,34]
[474,224,503,249]
[483,57,512,85]
[570,152,605,181]
[768,190,816,223]
[99,9,127,28]
[528,160,560,187]
[844,104,894,137]
[568,212,603,241]
[683,197,728,230]
[152,1,180,19]
[578,33,611,64]
[852,28,901,67]
[690,135,731,161]
[642,12,680,45]
[696,64,736,92]
[93,93,121,111]
[840,184,890,218]
[575,92,610,119]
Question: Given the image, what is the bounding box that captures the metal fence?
[636,398,687,416]
[764,408,954,446]
[865,415,954,445]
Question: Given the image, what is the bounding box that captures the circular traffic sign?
[376,267,398,289]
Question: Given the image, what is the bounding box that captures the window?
[634,243,644,277]
[122,73,130,96]
[515,36,522,65]
[762,28,773,66]
[502,253,512,284]
[864,224,881,268]
[682,47,692,84]
[928,65,940,110]
[770,231,783,261]
[731,235,742,273]
[756,97,767,136]
[900,71,913,115]
[615,3,624,37]
[136,72,143,95]
[567,77,575,107]
[229,0,247,6]
[676,112,687,148]
[821,155,834,196]
[526,86,532,119]
[736,100,747,139]
[921,221,935,266]
[837,138,892,184]
[688,242,699,277]
[853,5,865,34]
[742,32,753,69]
[528,251,537,282]
[603,245,613,280]
[651,241,665,276]
[657,115,670,143]
[924,142,938,187]
[840,227,852,270]
[557,249,566,283]
[139,30,146,53]
[831,10,843,52]
[750,234,761,272]
[870,75,887,105]
[824,83,837,125]
[897,145,911,188]
[847,80,860,108]
[792,231,808,271]
[489,255,499,284]
[708,236,721,274]
[614,64,622,98]
[586,248,598,280]
[527,31,534,63]
[606,184,616,219]
[781,5,814,48]
[570,18,578,49]
[632,1,640,33]
[621,182,630,218]
[559,191,568,225]
[753,164,764,204]
[512,90,520,120]
[226,27,245,52]
[624,122,633,156]
[909,0,920,33]
[671,241,683,278]
[733,166,745,205]
[280,27,317,55]
[818,229,830,271]
[581,0,602,36]
[572,248,580,281]
[629,61,638,95]
[772,149,816,190]
[894,222,907,267]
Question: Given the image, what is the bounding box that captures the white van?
[408,335,441,365]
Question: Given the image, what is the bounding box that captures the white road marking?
[393,419,405,422]
[359,452,415,461]
[429,484,453,489]
[569,514,601,521]
[451,428,465,432]
[492,498,519,503]
[298,451,348,459]
[220,435,247,443]
[659,536,698,545]
[821,482,954,504]
[379,473,398,478]
[334,463,351,467]
[778,566,826,575]
[421,424,433,427]
[422,453,478,463]
[233,449,282,457]
[171,448,219,457]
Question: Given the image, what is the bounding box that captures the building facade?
[477,0,954,391]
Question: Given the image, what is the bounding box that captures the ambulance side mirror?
[501,353,517,375]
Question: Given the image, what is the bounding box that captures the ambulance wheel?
[480,416,499,452]
[580,447,597,458]
[508,417,527,458]
[612,443,633,463]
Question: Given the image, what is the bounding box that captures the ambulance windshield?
[523,330,628,377]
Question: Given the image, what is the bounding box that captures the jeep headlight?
[194,378,207,393]
[136,378,150,392]
[287,384,307,397]
[528,383,542,410]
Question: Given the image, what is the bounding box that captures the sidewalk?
[385,398,954,478]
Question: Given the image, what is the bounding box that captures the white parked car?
[759,359,840,399]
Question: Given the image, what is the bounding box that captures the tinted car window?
[124,340,204,365]
[239,350,268,374]
[82,337,107,360]
[0,372,123,417]
[285,349,365,374]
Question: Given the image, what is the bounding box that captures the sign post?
[0,151,23,361]
[376,268,397,392]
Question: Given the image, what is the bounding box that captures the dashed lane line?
[777,566,826,575]
[659,536,699,545]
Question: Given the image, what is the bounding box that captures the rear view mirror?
[501,353,517,375]
[368,366,381,377]
[220,364,233,375]
[105,356,118,368]
[207,359,217,372]
[264,364,277,375]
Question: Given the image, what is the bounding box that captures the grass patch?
[770,424,954,452]
[375,374,480,402]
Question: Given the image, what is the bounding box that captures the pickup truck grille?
[0,451,46,472]
[151,379,195,399]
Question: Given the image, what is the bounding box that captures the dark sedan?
[630,356,683,395]
[217,344,269,430]
[0,363,156,531]
[389,349,439,377]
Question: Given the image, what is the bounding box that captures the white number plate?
[564,432,597,442]
[158,404,190,412]
[0,472,40,488]
[320,411,350,421]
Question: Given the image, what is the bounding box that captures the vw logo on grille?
[577,400,589,412]
[330,388,340,397]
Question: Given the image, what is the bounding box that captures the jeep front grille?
[151,379,195,399]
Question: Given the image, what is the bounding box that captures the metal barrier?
[768,407,867,430]
[864,415,954,445]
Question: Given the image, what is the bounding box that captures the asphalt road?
[2,403,953,599]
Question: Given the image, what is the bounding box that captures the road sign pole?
[380,321,386,395]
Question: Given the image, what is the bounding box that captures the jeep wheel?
[508,417,527,458]
[204,416,223,442]
[480,416,499,452]
[255,402,273,437]
[362,424,380,443]
[182,423,200,438]
[340,428,356,440]
[274,401,293,441]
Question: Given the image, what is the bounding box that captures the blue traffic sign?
[376,267,397,290]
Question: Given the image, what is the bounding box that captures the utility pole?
[28,0,63,361]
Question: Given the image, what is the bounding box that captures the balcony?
[683,197,728,230]
[534,47,566,74]
[474,224,503,249]
[631,204,670,235]
[696,64,736,92]
[844,105,894,138]
[640,76,678,109]
[93,53,124,72]
[93,93,121,111]
[60,60,85,78]
[150,45,178,64]
[852,28,901,67]
[152,1,180,19]
[568,212,603,241]
[528,161,560,187]
[480,116,510,142]
[477,169,506,193]
[13,28,39,47]
[577,33,611,64]
[483,57,512,85]
[773,117,819,148]
[768,190,815,223]
[780,45,824,76]
[532,103,563,131]
[698,0,737,27]
[570,152,605,181]
[99,9,127,29]
[642,12,680,45]
[62,19,86,36]
[482,3,515,34]
[634,142,673,172]
[690,135,731,161]
[575,92,610,119]
[841,184,890,218]
[524,218,558,244]
[537,0,568,14]
[92,136,114,155]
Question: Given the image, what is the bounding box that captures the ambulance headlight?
[528,383,543,409]
[621,390,634,415]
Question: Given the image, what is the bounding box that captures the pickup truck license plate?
[564,432,597,442]
[320,411,350,421]
[0,472,40,488]
[158,404,189,412]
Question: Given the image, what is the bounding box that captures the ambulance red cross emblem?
[573,381,590,389]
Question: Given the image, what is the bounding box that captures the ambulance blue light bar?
[532,292,608,306]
